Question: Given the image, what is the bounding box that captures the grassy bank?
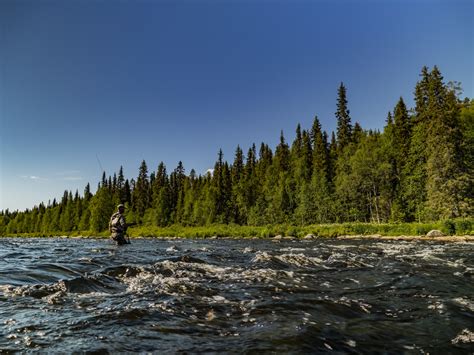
[126,219,473,239]
[3,219,473,239]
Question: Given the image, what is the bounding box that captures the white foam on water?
[451,329,474,344]
[279,247,306,252]
[346,340,357,348]
[327,244,359,251]
[427,300,445,314]
[252,251,326,268]
[119,258,300,298]
[166,246,179,253]
[201,295,229,304]
[373,242,414,257]
[452,297,474,312]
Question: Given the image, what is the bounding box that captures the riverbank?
[2,234,473,242]
[2,220,473,241]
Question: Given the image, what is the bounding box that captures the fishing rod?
[96,154,105,175]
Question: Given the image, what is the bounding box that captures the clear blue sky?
[1,0,473,211]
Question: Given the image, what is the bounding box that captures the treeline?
[1,66,473,235]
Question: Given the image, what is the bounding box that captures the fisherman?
[109,204,131,245]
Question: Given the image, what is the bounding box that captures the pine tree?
[210,150,231,223]
[335,82,352,151]
[170,161,186,223]
[388,97,411,220]
[244,144,261,223]
[311,116,329,180]
[353,122,364,145]
[294,116,333,224]
[231,145,245,224]
[425,66,468,218]
[459,100,474,216]
[393,98,411,170]
[328,131,337,185]
[59,191,74,231]
[300,130,313,182]
[132,160,151,218]
[271,131,293,222]
[404,66,431,221]
[123,179,132,206]
[101,172,107,188]
[152,162,172,226]
[291,124,303,160]
[275,131,290,173]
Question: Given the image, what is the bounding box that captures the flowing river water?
[0,237,473,353]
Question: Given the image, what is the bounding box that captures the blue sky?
[1,0,473,211]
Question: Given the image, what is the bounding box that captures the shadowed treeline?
[1,66,473,235]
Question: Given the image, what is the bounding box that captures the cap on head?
[117,204,125,210]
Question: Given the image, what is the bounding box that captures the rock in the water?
[273,235,283,240]
[304,234,315,239]
[426,230,445,237]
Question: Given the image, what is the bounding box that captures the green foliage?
[335,82,353,151]
[1,66,472,237]
[89,186,114,232]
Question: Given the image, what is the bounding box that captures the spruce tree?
[275,131,290,173]
[152,162,172,226]
[244,144,260,222]
[311,116,329,180]
[389,97,411,220]
[231,146,245,224]
[132,160,151,218]
[352,122,364,145]
[459,100,474,216]
[404,67,431,221]
[335,82,352,151]
[300,130,313,182]
[169,161,186,223]
[425,67,467,218]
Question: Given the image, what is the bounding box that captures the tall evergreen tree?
[425,66,468,218]
[132,160,151,218]
[170,161,186,222]
[275,131,290,173]
[151,162,172,226]
[388,97,411,220]
[231,145,245,224]
[404,67,431,221]
[335,82,352,151]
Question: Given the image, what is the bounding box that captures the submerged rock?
[426,230,445,237]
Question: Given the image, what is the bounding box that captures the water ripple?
[0,237,472,353]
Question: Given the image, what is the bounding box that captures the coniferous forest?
[1,66,473,236]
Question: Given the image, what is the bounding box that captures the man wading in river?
[109,204,133,245]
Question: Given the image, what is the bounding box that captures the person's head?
[117,204,125,213]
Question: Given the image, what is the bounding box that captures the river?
[0,237,473,353]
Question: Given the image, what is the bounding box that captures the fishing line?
[96,154,105,174]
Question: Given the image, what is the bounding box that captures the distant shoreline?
[2,220,473,241]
